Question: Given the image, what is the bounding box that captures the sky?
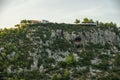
[0,0,120,28]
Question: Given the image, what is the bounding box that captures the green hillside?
[0,23,120,80]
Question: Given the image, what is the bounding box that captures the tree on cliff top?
[74,19,80,24]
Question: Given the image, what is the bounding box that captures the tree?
[88,19,94,23]
[74,19,80,24]
[113,23,117,27]
[109,22,114,27]
[20,19,29,28]
[83,18,89,23]
[20,19,27,24]
[108,22,117,27]
[15,24,20,27]
[27,20,32,24]
[99,22,104,27]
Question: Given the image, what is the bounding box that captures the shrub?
[65,54,76,66]
[57,61,67,68]
[63,69,70,80]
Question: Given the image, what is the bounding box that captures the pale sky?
[0,0,120,28]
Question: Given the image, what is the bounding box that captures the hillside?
[0,23,120,80]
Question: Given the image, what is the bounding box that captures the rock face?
[48,27,120,51]
[46,26,120,47]
[0,23,120,80]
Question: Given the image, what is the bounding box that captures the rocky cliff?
[0,23,120,80]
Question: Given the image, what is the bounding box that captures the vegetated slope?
[0,23,120,80]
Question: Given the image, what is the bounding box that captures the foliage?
[82,18,94,23]
[74,19,80,24]
[57,61,67,68]
[65,54,76,66]
[99,21,117,27]
[51,73,62,80]
[0,20,119,80]
[20,19,27,24]
[83,18,89,23]
[63,69,70,80]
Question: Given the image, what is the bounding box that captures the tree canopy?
[82,18,94,23]
[74,19,80,24]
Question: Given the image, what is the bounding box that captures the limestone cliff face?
[50,27,120,51]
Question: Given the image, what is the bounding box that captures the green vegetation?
[73,18,117,28]
[0,21,120,80]
[65,54,76,66]
[51,69,70,80]
[82,18,94,23]
[99,21,117,27]
[74,19,80,24]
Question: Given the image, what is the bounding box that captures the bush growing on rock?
[65,54,76,66]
